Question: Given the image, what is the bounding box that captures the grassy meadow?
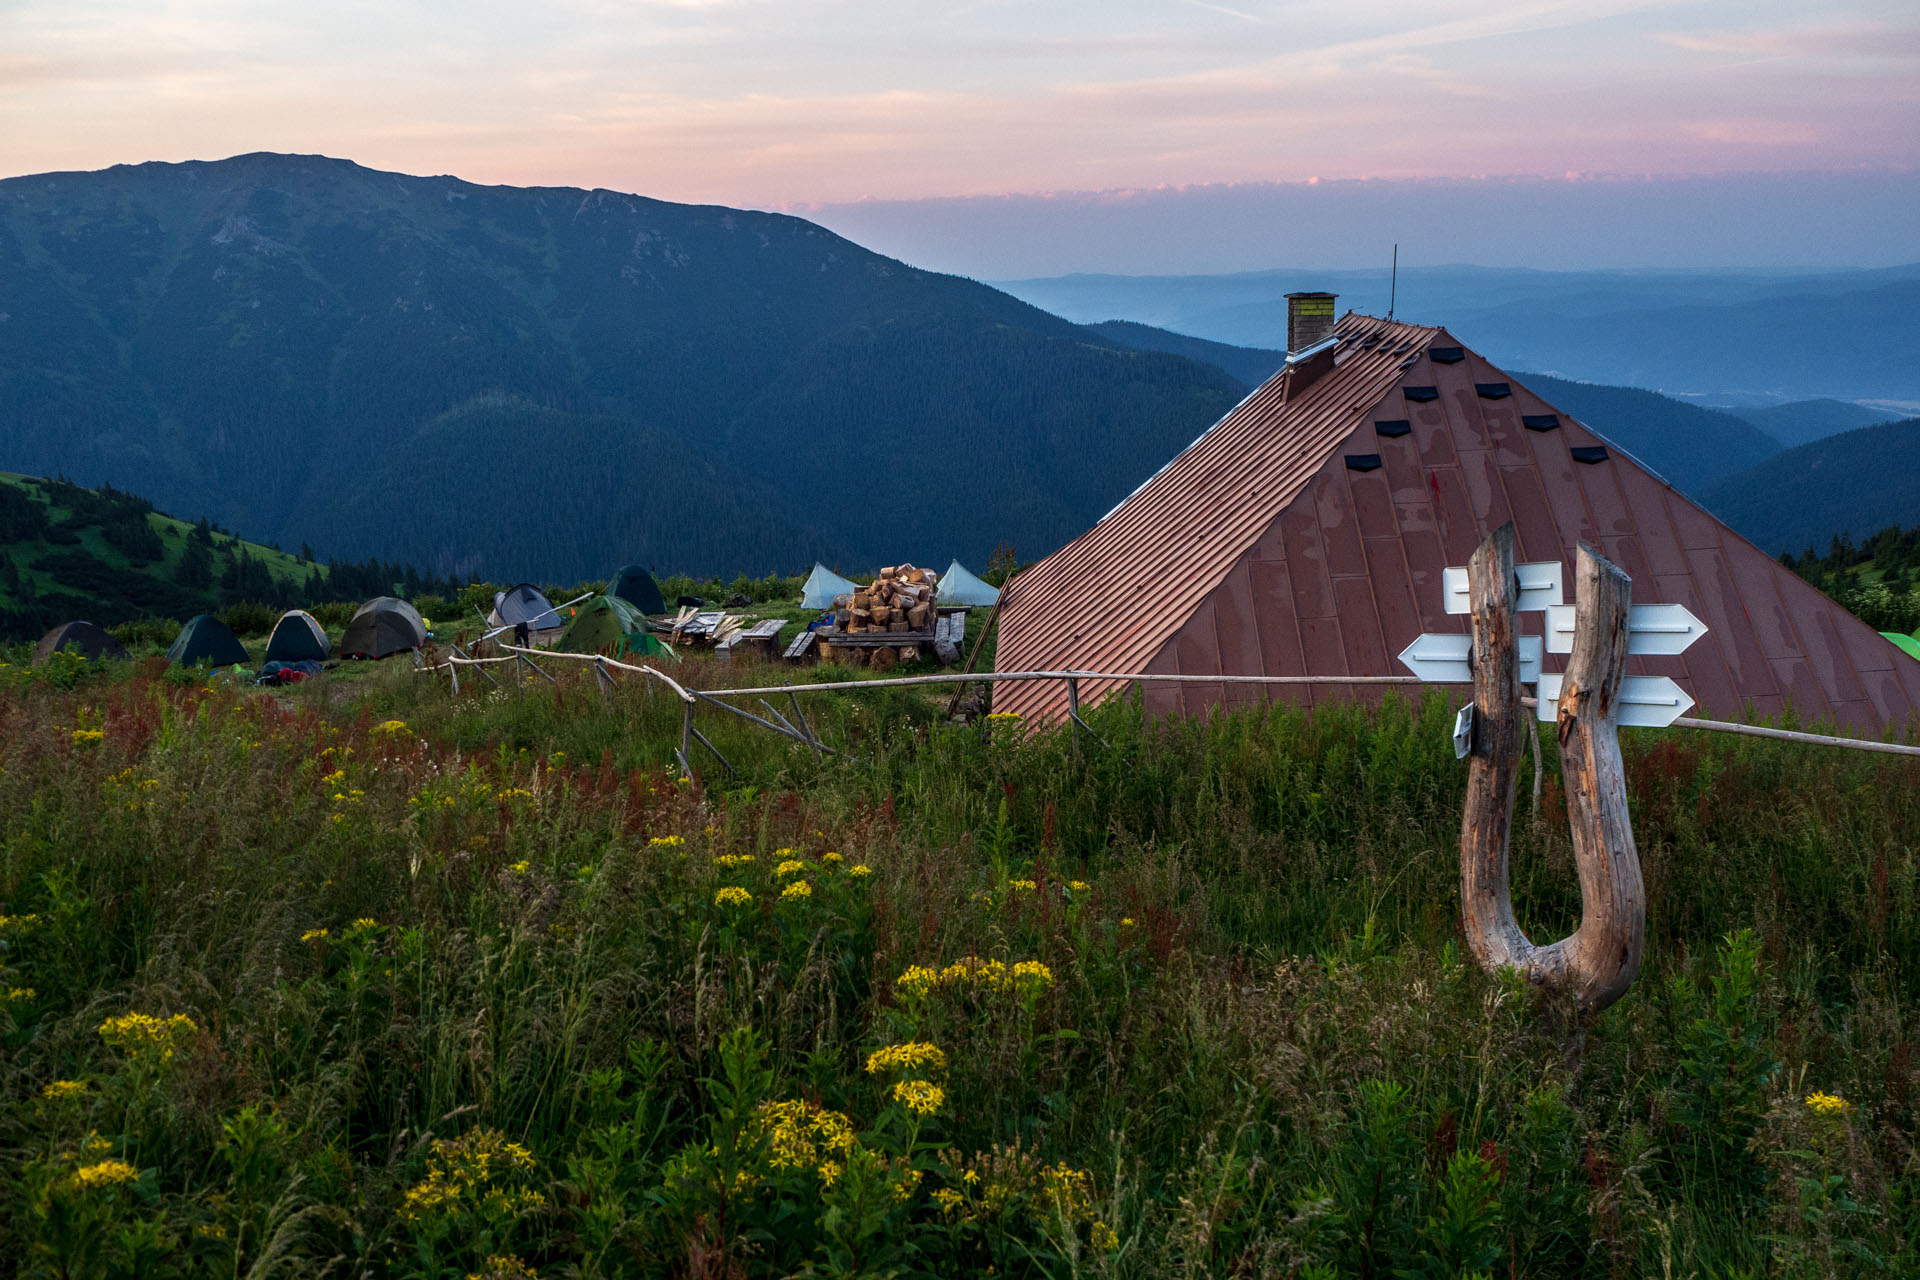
[1,648,1918,1278]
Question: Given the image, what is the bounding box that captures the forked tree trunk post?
[1459,524,1646,1016]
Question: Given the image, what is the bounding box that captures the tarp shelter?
[996,307,1920,737]
[167,614,250,668]
[264,609,330,664]
[560,595,677,660]
[339,597,427,659]
[490,583,563,632]
[608,565,667,615]
[801,563,860,609]
[937,561,1001,607]
[33,620,129,666]
[1885,632,1920,663]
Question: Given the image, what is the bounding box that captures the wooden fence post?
[1459,527,1646,1017]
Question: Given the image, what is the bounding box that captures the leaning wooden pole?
[1459,526,1645,1016]
[1460,523,1530,972]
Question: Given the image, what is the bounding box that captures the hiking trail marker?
[1400,562,1706,730]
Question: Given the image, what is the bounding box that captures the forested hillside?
[0,154,1245,581]
[1707,417,1920,553]
[0,473,450,639]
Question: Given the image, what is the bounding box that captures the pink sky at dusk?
[3,0,1915,272]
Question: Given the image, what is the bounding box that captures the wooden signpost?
[1399,523,1708,1016]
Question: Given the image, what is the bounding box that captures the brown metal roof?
[994,313,1920,737]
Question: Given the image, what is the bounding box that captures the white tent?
[800,563,861,610]
[936,560,1000,607]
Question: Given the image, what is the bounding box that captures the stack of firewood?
[824,565,939,669]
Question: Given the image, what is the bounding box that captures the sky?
[3,0,1916,275]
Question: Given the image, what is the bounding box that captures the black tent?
[167,615,250,668]
[607,565,667,615]
[34,620,130,666]
[264,610,331,663]
[339,597,427,659]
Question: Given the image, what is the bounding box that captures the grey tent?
[489,583,563,632]
[34,621,129,666]
[264,609,331,663]
[167,614,251,668]
[608,565,668,615]
[936,560,1000,607]
[339,597,427,659]
[800,563,860,610]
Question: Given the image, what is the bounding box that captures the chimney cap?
[1284,290,1338,299]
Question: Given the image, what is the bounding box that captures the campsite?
[5,304,1920,1277]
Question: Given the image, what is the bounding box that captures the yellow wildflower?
[714,886,754,908]
[374,719,409,736]
[348,917,379,933]
[65,1160,139,1192]
[1069,880,1090,892]
[0,913,41,930]
[41,1080,86,1100]
[467,1255,538,1280]
[895,965,941,1001]
[751,1098,855,1176]
[299,928,329,944]
[821,851,844,865]
[775,859,808,878]
[1121,917,1136,927]
[1009,879,1037,893]
[715,853,755,867]
[850,865,872,878]
[865,1042,948,1076]
[892,1079,946,1117]
[5,986,33,1002]
[648,834,686,849]
[780,880,812,901]
[98,1012,197,1061]
[71,728,105,746]
[1806,1092,1851,1116]
[508,860,531,875]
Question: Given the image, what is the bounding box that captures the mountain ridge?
[0,153,1245,580]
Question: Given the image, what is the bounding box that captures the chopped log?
[871,605,892,625]
[871,646,899,672]
[908,603,930,628]
[888,619,909,633]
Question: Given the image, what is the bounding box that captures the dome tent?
[339,597,427,659]
[607,565,667,615]
[264,609,331,663]
[800,563,860,610]
[34,620,130,666]
[936,560,1001,607]
[489,583,564,633]
[560,595,677,660]
[167,614,250,668]
[1885,632,1920,663]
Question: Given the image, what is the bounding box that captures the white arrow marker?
[1442,561,1564,615]
[1543,602,1709,655]
[1398,633,1543,684]
[1535,672,1696,727]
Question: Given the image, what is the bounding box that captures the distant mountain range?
[1706,417,1920,555]
[0,154,1245,581]
[1081,321,1783,497]
[1725,399,1901,448]
[995,264,1920,406]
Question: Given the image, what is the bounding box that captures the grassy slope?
[1,471,317,617]
[0,658,1915,1276]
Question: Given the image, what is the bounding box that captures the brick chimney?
[1285,291,1338,357]
[1280,291,1339,401]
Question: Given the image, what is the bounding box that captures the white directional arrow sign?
[1398,633,1543,684]
[1543,602,1709,655]
[1535,672,1695,727]
[1442,561,1563,615]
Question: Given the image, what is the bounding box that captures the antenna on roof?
[1388,244,1398,321]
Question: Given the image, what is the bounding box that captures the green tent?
[264,609,331,663]
[560,595,677,660]
[1883,632,1920,663]
[608,565,667,615]
[167,614,250,668]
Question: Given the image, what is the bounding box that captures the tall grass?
[1,656,1916,1277]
